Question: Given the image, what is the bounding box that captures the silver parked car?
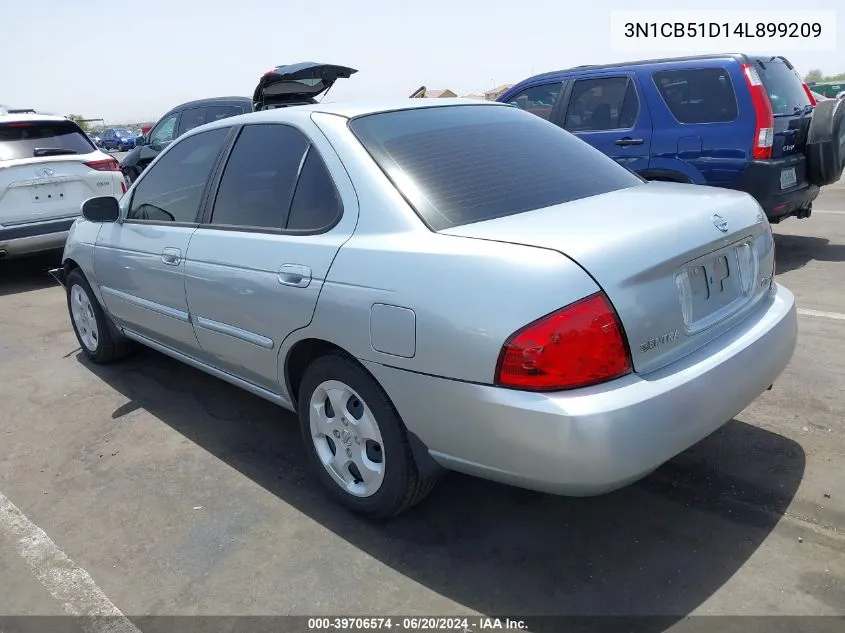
[53,99,797,518]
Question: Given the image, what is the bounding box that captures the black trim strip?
[0,217,76,241]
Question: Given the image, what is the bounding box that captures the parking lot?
[0,181,843,627]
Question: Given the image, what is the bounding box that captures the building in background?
[423,89,457,98]
[484,84,514,101]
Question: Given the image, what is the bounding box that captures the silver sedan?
[53,99,797,517]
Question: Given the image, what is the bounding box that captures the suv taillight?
[802,82,817,106]
[495,292,632,391]
[84,158,121,172]
[741,63,775,160]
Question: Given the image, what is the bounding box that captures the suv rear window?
[653,68,738,124]
[753,58,811,116]
[0,120,95,161]
[348,105,643,231]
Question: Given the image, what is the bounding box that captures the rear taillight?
[84,158,120,172]
[495,292,632,392]
[741,63,775,160]
[802,82,817,106]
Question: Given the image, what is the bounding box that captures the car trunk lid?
[252,62,358,110]
[441,181,775,375]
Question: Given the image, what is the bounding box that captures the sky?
[1,0,841,124]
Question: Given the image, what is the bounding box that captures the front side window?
[210,124,309,229]
[149,113,178,145]
[653,67,738,123]
[563,76,637,132]
[505,83,563,120]
[349,104,643,231]
[128,127,229,223]
[176,108,207,136]
[205,105,245,123]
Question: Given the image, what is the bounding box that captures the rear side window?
[349,104,643,231]
[286,148,342,231]
[754,59,811,116]
[563,77,639,131]
[653,68,738,124]
[210,124,309,229]
[0,120,95,161]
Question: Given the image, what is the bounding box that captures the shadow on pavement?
[0,251,63,297]
[80,348,806,629]
[775,233,845,275]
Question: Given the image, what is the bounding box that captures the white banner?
[610,10,838,53]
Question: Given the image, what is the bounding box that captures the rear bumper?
[0,217,76,258]
[731,155,820,221]
[364,283,797,496]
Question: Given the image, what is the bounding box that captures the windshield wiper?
[774,106,809,118]
[33,148,79,157]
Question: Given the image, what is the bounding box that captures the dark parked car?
[100,128,138,152]
[119,62,357,184]
[500,54,845,223]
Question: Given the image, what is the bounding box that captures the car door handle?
[278,264,312,288]
[161,247,182,266]
[615,137,644,146]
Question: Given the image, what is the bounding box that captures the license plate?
[29,183,66,203]
[780,167,797,190]
[677,244,750,331]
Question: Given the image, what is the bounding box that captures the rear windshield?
[754,59,810,116]
[348,104,643,230]
[0,120,95,161]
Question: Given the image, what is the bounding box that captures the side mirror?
[82,196,120,223]
[135,135,147,146]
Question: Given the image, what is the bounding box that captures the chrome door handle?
[161,247,181,265]
[278,264,312,288]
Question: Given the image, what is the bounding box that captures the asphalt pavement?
[0,180,843,631]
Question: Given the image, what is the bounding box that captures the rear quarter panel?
[302,231,600,385]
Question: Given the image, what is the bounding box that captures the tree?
[804,69,824,83]
[802,69,845,83]
[66,114,89,132]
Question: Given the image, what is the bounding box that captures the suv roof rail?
[526,53,747,82]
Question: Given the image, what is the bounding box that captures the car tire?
[806,98,845,187]
[66,268,132,364]
[298,352,437,519]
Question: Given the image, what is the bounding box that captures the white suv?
[0,113,126,260]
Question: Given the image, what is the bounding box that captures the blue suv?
[500,54,845,223]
